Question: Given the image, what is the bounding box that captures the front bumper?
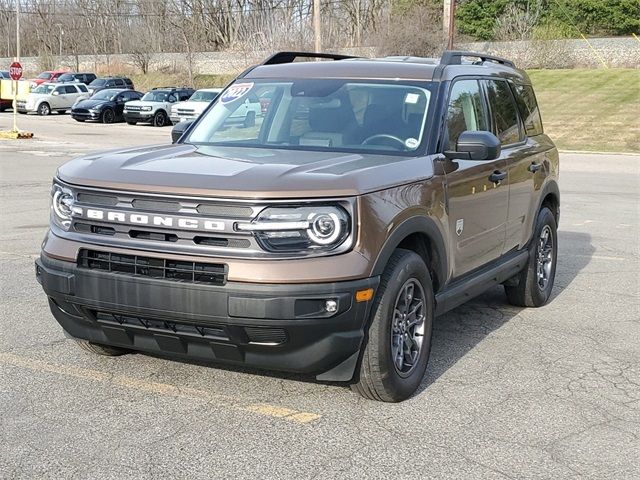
[71,110,101,121]
[36,254,378,381]
[124,112,153,122]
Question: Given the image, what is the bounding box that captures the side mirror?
[444,131,501,161]
[171,120,194,144]
[52,91,60,96]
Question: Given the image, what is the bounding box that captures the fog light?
[325,300,338,313]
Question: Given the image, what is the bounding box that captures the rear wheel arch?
[371,217,448,294]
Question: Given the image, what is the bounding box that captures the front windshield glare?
[187,80,431,154]
[37,72,51,79]
[92,90,113,100]
[33,84,55,94]
[142,91,170,102]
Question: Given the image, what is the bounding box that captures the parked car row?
[4,78,264,129]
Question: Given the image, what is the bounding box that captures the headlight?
[237,205,351,253]
[141,106,152,111]
[51,182,76,231]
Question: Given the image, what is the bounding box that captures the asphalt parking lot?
[1,113,639,479]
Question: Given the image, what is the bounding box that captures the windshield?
[142,91,173,102]
[187,79,432,155]
[33,84,55,94]
[89,79,106,87]
[189,90,220,102]
[92,90,117,101]
[58,74,74,82]
[37,72,52,79]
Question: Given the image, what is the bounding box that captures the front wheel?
[153,110,167,127]
[101,108,115,124]
[37,102,51,116]
[351,249,434,402]
[504,207,558,307]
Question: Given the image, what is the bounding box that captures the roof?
[244,51,531,84]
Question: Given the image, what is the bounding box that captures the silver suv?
[17,82,90,115]
[124,88,194,127]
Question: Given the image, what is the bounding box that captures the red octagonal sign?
[9,62,23,81]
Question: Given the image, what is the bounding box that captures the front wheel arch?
[371,216,448,294]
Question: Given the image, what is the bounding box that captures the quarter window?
[512,83,543,136]
[446,79,488,147]
[484,79,523,145]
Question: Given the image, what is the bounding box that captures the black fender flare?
[370,216,449,292]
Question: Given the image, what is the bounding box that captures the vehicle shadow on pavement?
[417,231,594,396]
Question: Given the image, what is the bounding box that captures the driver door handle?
[528,162,542,173]
[489,170,507,183]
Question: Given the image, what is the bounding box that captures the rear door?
[442,78,509,277]
[481,79,532,254]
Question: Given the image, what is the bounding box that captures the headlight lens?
[51,183,75,230]
[141,106,152,111]
[238,206,351,253]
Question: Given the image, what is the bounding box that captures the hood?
[57,144,436,199]
[73,98,111,109]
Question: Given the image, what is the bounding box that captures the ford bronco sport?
[35,51,559,402]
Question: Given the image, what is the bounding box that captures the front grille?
[78,249,226,285]
[75,190,254,217]
[176,109,195,114]
[125,105,142,111]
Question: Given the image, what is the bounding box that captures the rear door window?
[64,85,77,94]
[445,79,488,147]
[114,79,125,87]
[511,83,543,136]
[483,79,523,145]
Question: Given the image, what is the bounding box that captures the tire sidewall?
[369,252,434,400]
[38,102,50,116]
[154,110,166,127]
[102,108,114,124]
[530,207,558,305]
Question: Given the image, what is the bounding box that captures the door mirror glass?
[52,90,60,96]
[444,130,501,161]
[171,120,194,143]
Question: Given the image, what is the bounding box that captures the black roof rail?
[440,50,515,68]
[261,51,359,65]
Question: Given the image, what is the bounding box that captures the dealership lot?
[1,114,638,479]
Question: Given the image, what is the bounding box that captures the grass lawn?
[527,69,640,152]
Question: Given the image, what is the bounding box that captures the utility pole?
[313,0,321,52]
[13,0,20,134]
[443,0,456,50]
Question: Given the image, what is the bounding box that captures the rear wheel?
[153,110,167,127]
[351,249,434,402]
[75,339,128,356]
[101,108,115,124]
[504,207,558,307]
[37,102,51,116]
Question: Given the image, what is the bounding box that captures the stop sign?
[9,62,22,81]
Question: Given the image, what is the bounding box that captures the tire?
[243,110,256,128]
[101,108,115,124]
[57,110,66,114]
[504,207,558,307]
[75,339,128,356]
[126,120,137,125]
[37,102,51,116]
[153,110,167,127]
[351,249,434,402]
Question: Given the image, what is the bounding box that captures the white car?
[169,88,222,124]
[17,82,90,116]
[123,88,194,127]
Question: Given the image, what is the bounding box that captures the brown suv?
[35,51,559,402]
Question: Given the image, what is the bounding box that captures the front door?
[443,79,509,278]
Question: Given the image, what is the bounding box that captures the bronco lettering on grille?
[75,208,226,232]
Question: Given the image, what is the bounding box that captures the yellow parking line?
[0,352,321,424]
